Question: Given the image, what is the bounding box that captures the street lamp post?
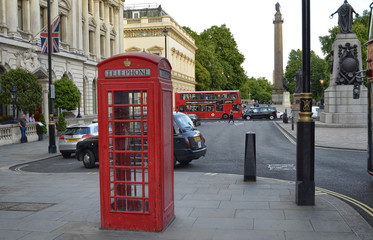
[10,85,17,122]
[77,90,82,118]
[320,79,324,109]
[163,28,168,58]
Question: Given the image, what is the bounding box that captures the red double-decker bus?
[175,90,242,119]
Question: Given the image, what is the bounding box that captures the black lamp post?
[320,79,324,109]
[163,28,168,58]
[10,84,17,122]
[77,90,82,118]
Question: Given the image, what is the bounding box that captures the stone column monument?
[272,2,284,104]
[320,1,367,126]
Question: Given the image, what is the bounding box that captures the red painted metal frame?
[97,52,174,231]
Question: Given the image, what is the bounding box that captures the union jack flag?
[40,16,60,54]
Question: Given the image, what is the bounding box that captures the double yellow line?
[273,122,296,144]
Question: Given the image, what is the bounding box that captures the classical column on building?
[94,0,101,60]
[272,2,284,104]
[69,1,78,53]
[30,0,40,43]
[51,0,58,20]
[77,0,83,54]
[118,2,124,53]
[0,0,6,34]
[6,0,19,38]
[104,2,110,58]
[82,0,90,56]
[24,0,31,36]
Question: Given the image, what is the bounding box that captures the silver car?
[58,123,98,158]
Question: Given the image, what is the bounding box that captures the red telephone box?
[97,52,174,231]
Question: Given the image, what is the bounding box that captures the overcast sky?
[124,0,371,83]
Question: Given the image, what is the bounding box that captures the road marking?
[273,122,296,144]
[267,164,296,171]
[14,164,28,173]
[0,167,8,170]
[86,172,97,174]
[205,173,217,176]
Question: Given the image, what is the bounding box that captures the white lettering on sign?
[105,68,151,77]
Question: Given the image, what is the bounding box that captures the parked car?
[312,106,319,119]
[187,114,201,126]
[58,123,98,158]
[276,111,284,119]
[76,112,207,168]
[242,107,277,120]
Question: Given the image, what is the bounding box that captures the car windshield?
[174,114,195,131]
[64,127,90,135]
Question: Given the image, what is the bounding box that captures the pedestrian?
[29,113,35,122]
[18,114,27,143]
[228,110,234,124]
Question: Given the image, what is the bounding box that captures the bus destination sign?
[105,68,151,77]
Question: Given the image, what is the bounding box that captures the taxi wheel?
[245,116,251,120]
[269,115,275,120]
[62,152,71,158]
[222,114,229,119]
[81,150,95,168]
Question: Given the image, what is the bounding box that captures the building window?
[40,7,46,30]
[89,31,94,54]
[132,11,140,19]
[18,0,23,30]
[88,0,93,14]
[110,39,114,56]
[100,35,105,57]
[99,1,104,19]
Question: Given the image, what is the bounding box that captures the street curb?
[273,121,367,152]
[6,154,60,170]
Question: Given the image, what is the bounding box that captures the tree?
[319,10,369,85]
[284,49,326,101]
[184,25,247,91]
[57,114,66,132]
[0,69,42,115]
[240,77,273,101]
[54,76,80,111]
[37,113,47,135]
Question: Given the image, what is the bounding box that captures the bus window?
[230,93,238,99]
[190,105,199,112]
[216,104,223,112]
[215,94,221,99]
[232,104,241,111]
[206,93,214,99]
[206,105,215,111]
[190,94,198,100]
[199,93,205,100]
[181,94,189,100]
[200,105,205,112]
[221,93,229,99]
[179,105,185,112]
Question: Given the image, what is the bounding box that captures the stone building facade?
[0,0,124,125]
[123,4,197,106]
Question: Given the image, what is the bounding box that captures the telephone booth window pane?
[144,169,148,182]
[114,122,141,136]
[110,168,114,181]
[109,153,113,166]
[143,138,148,151]
[145,199,149,213]
[143,122,147,135]
[110,198,115,211]
[143,153,148,167]
[142,92,147,105]
[117,199,142,212]
[114,91,141,105]
[108,107,112,120]
[115,152,142,166]
[109,122,112,135]
[143,107,147,120]
[108,92,112,105]
[115,137,142,151]
[115,168,142,182]
[110,183,114,196]
[109,138,113,150]
[144,184,149,197]
[116,184,143,197]
[114,106,141,120]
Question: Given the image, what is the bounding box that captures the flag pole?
[47,0,56,153]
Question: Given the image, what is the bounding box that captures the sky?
[123,0,371,83]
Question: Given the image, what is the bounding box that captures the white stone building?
[0,0,124,125]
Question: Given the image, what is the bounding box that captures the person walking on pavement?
[228,110,234,124]
[18,114,27,143]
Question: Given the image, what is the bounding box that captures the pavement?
[0,122,372,240]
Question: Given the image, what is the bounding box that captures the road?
[12,119,373,227]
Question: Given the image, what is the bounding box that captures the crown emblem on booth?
[124,59,131,67]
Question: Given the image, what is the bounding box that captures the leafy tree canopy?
[0,68,42,114]
[54,76,80,111]
[240,77,273,102]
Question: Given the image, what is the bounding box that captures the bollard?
[291,116,294,131]
[244,132,256,181]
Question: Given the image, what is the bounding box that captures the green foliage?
[37,113,47,134]
[56,114,66,132]
[284,49,327,101]
[54,76,80,111]
[240,77,273,102]
[0,69,42,114]
[319,10,369,85]
[184,25,248,91]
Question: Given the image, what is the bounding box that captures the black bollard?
[244,132,256,181]
[292,116,294,131]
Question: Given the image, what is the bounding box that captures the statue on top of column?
[275,2,280,13]
[330,0,359,34]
